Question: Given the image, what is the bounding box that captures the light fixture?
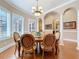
[32,0,43,17]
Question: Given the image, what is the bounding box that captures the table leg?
[37,43,40,54]
[18,41,20,57]
[36,42,41,54]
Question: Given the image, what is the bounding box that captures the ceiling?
[4,0,76,15]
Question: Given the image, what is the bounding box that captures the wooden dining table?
[35,36,43,42]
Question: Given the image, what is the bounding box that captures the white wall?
[42,0,79,48]
[63,8,77,41]
[45,0,79,42]
[77,10,79,50]
[63,30,77,41]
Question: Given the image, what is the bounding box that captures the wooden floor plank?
[0,41,79,59]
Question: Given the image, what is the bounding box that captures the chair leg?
[18,42,20,57]
[34,50,36,59]
[55,46,57,55]
[55,44,59,55]
[57,46,59,55]
[42,50,44,59]
[22,50,24,59]
[14,45,17,55]
[53,47,56,55]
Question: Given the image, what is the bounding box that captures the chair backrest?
[21,34,35,50]
[43,34,56,47]
[13,32,20,42]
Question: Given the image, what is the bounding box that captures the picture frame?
[63,21,76,29]
[45,24,52,30]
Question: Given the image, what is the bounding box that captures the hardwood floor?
[0,41,79,59]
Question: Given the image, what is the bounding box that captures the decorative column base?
[76,44,79,50]
[59,42,64,46]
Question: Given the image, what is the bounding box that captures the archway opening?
[63,7,77,42]
[44,11,60,34]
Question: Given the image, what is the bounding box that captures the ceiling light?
[32,0,43,17]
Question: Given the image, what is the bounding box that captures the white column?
[42,17,44,32]
[59,14,64,46]
[77,10,79,50]
[36,17,39,32]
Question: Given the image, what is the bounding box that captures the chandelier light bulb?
[32,7,36,10]
[41,10,43,13]
[32,0,43,17]
[39,6,42,10]
[35,12,40,16]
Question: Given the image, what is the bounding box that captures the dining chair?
[21,34,36,59]
[41,34,56,59]
[13,32,21,56]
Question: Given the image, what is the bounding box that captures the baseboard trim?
[59,42,64,46]
[76,46,79,50]
[63,39,77,42]
[59,43,64,46]
[76,43,79,50]
[0,42,15,53]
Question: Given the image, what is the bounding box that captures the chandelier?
[32,0,43,17]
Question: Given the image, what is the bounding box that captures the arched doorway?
[38,18,42,32]
[44,11,60,33]
[63,7,77,42]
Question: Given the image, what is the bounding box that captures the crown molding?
[3,0,32,16]
[44,0,76,16]
[4,0,76,17]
